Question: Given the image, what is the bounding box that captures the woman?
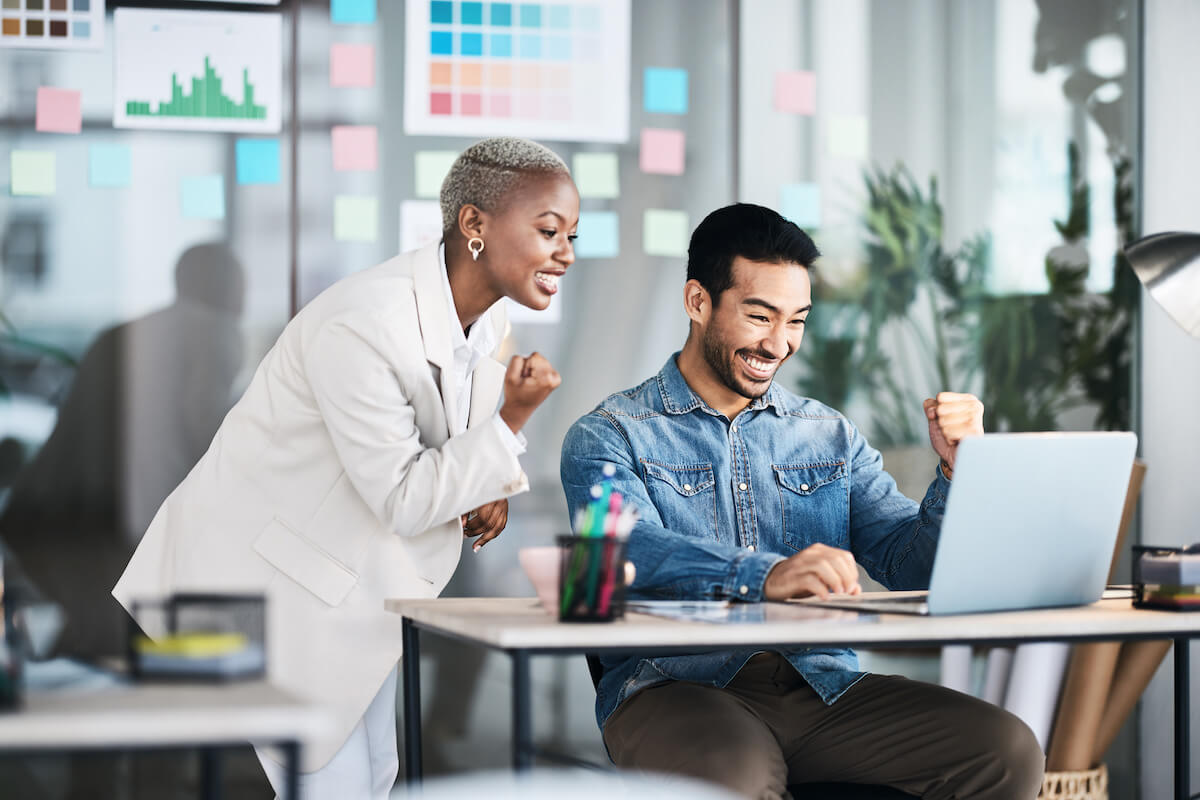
[113,137,579,798]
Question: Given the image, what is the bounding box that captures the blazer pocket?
[253,517,359,607]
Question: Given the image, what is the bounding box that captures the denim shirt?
[559,354,951,730]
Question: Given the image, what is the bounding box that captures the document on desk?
[626,601,875,624]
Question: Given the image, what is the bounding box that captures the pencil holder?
[556,534,629,622]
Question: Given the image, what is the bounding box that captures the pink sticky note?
[331,125,378,171]
[774,71,816,115]
[639,128,685,176]
[35,87,82,134]
[330,43,375,88]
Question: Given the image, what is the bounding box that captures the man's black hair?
[686,203,820,304]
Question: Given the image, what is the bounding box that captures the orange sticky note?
[639,128,685,176]
[774,71,816,114]
[36,87,82,134]
[330,43,375,88]
[331,125,378,171]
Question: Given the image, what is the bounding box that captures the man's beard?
[701,324,774,401]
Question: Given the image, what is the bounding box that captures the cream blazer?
[113,243,528,770]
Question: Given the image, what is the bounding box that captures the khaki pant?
[603,653,1044,800]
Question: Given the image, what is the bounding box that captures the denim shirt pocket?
[774,461,849,552]
[641,459,718,540]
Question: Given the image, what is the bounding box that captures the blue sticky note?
[431,31,453,55]
[548,5,571,29]
[644,67,689,114]
[88,144,132,188]
[547,36,571,61]
[491,3,512,25]
[519,3,541,27]
[461,32,483,56]
[430,1,452,24]
[490,34,512,57]
[331,0,376,24]
[180,175,225,220]
[574,211,619,259]
[519,34,541,59]
[780,183,821,228]
[461,2,483,24]
[236,139,281,186]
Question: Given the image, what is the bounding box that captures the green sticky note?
[828,114,869,159]
[11,150,55,196]
[572,152,619,198]
[643,209,689,258]
[334,194,379,242]
[415,151,458,199]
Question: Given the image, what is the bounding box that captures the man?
[560,203,1044,799]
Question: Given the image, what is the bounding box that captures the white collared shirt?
[438,244,526,455]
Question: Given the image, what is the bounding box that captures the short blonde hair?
[439,137,569,232]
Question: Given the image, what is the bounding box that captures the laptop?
[801,432,1138,616]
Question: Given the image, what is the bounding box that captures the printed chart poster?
[404,0,630,143]
[1,0,105,51]
[114,8,282,134]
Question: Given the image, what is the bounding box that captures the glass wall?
[0,0,1141,797]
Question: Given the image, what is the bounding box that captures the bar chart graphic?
[403,0,630,142]
[114,8,281,133]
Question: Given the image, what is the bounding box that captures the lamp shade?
[1124,231,1200,338]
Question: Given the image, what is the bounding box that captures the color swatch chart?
[113,8,281,134]
[1,0,104,50]
[404,0,629,142]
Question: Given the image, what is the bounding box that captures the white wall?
[1139,2,1200,797]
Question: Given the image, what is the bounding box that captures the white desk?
[0,681,331,799]
[387,596,1200,800]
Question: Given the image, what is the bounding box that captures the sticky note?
[639,128,685,176]
[774,70,816,114]
[643,209,689,258]
[399,200,444,253]
[331,0,376,24]
[644,67,688,114]
[330,43,375,88]
[236,139,281,185]
[828,114,869,159]
[35,87,82,134]
[414,150,458,198]
[11,151,55,196]
[89,144,132,188]
[572,152,619,198]
[180,175,225,219]
[334,195,379,242]
[574,211,619,259]
[780,183,821,228]
[332,125,378,172]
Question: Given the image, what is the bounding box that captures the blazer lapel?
[411,242,458,436]
[467,301,511,430]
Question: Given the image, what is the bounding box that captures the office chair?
[584,656,917,800]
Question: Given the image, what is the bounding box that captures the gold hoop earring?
[468,237,485,261]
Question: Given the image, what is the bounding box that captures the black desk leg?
[512,650,532,771]
[279,741,300,800]
[403,617,423,785]
[1176,638,1190,800]
[200,747,221,800]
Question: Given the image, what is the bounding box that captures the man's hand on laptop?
[763,543,862,600]
[923,392,985,476]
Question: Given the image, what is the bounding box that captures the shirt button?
[739,585,749,595]
[683,484,692,492]
[800,483,810,491]
[747,545,756,552]
[731,425,738,433]
[739,482,748,491]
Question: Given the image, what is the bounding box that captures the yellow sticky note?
[334,195,379,242]
[415,151,458,199]
[11,150,56,196]
[643,209,689,258]
[828,115,869,159]
[573,152,620,198]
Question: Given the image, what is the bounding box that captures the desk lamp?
[1124,231,1200,338]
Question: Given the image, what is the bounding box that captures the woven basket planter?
[1038,764,1108,800]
